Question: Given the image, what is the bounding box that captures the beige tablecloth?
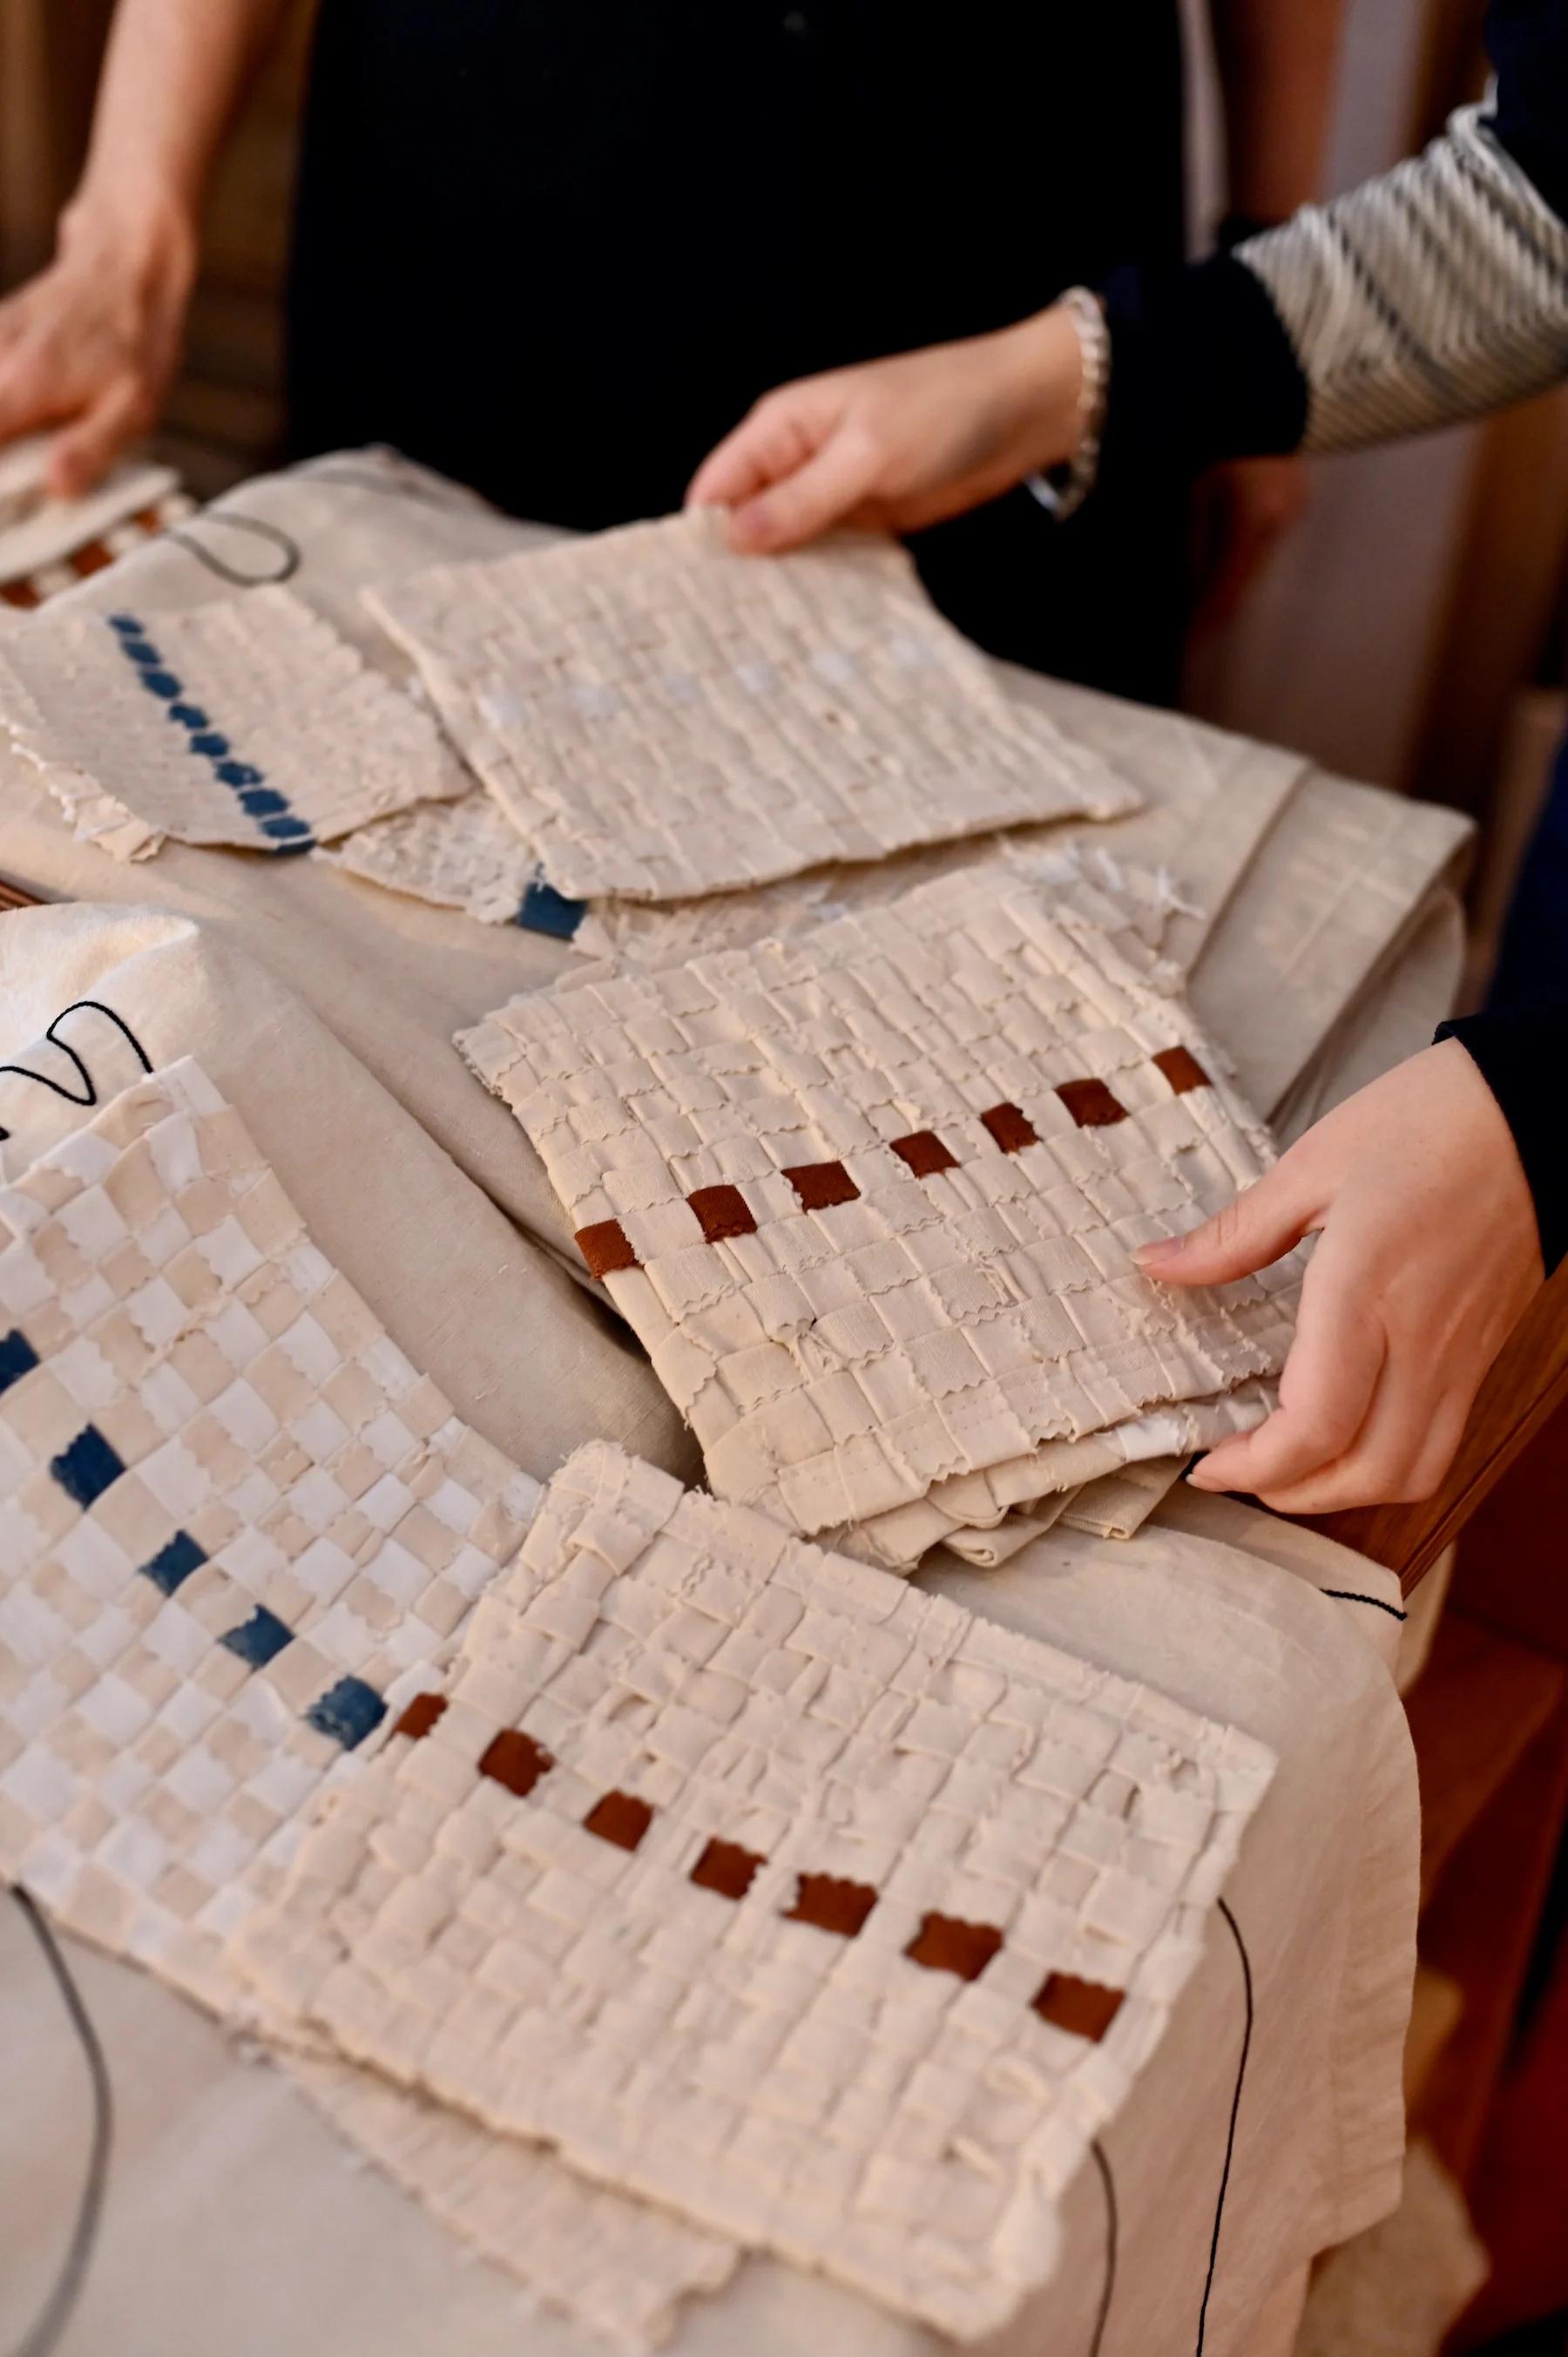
[0,453,1470,2357]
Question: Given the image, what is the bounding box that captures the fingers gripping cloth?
[0,586,470,862]
[458,868,1301,1568]
[233,1440,1277,2340]
[364,511,1139,904]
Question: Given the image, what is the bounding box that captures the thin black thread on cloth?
[5,1887,113,2357]
[166,511,301,586]
[1321,1588,1408,1622]
[0,1000,154,1141]
[307,461,490,515]
[1194,1898,1254,2357]
[1088,2139,1118,2357]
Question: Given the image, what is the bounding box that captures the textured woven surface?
[0,586,468,862]
[366,511,1137,903]
[460,869,1299,1565]
[238,1440,1275,2339]
[320,790,545,926]
[0,1060,540,2008]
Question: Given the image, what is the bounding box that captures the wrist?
[57,180,197,298]
[996,306,1086,471]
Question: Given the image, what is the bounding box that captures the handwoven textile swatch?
[460,869,1300,1566]
[0,586,470,862]
[365,511,1138,904]
[236,1440,1276,2339]
[0,1059,541,2008]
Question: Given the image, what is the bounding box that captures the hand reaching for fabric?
[0,199,193,499]
[1134,1040,1544,1513]
[686,307,1084,553]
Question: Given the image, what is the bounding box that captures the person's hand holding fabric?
[1135,1040,1544,1512]
[0,201,194,498]
[686,308,1085,552]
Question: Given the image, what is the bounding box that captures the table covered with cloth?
[0,450,1471,2357]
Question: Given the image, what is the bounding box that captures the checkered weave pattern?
[0,586,469,862]
[460,869,1299,1567]
[365,511,1138,904]
[0,1059,540,2008]
[236,1441,1275,2339]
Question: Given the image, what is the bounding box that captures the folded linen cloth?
[0,585,469,861]
[460,866,1299,1567]
[364,510,1138,903]
[235,1438,1274,2341]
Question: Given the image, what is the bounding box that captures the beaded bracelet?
[1025,286,1111,525]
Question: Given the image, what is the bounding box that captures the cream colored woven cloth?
[0,1059,541,2008]
[0,585,468,862]
[364,511,1138,903]
[460,868,1299,1566]
[236,1439,1275,2341]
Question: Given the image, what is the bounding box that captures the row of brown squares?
[392,1693,1125,2042]
[573,1045,1210,1283]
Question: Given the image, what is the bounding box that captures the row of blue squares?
[170,703,208,729]
[220,1605,294,1670]
[139,670,183,700]
[190,734,230,759]
[260,814,313,841]
[0,1328,41,1396]
[51,1423,126,1508]
[107,613,143,634]
[517,878,586,940]
[140,1529,206,1597]
[239,788,287,817]
[303,1676,387,1750]
[216,761,264,788]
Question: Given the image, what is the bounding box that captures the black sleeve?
[1436,1004,1568,1270]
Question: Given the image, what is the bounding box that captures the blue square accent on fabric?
[303,1676,387,1749]
[139,1529,206,1597]
[121,639,161,667]
[216,761,264,788]
[0,1328,40,1398]
[517,878,586,940]
[169,703,209,729]
[107,613,143,635]
[269,839,316,858]
[139,669,183,701]
[239,788,288,816]
[260,814,313,841]
[189,733,230,758]
[51,1425,126,1508]
[220,1605,294,1670]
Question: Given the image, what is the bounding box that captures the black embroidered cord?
[1088,2139,1118,2357]
[166,511,301,586]
[1321,1588,1409,1623]
[0,1000,154,1143]
[1194,1898,1254,2357]
[5,1888,113,2357]
[306,461,488,514]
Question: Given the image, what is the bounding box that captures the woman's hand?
[1135,1040,1544,1513]
[686,305,1085,553]
[0,197,194,498]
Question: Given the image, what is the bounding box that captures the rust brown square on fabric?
[785,1872,878,1937]
[689,1836,767,1900]
[392,1692,447,1742]
[686,1184,758,1243]
[889,1130,960,1179]
[575,1217,640,1279]
[980,1102,1039,1154]
[1055,1078,1129,1128]
[1031,1971,1125,2040]
[1152,1046,1210,1096]
[479,1726,555,1798]
[783,1161,861,1212]
[584,1790,654,1851]
[904,1912,1004,1981]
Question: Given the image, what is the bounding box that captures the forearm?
[67,0,289,259]
[1209,0,1343,226]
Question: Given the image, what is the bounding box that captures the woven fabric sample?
[0,586,469,862]
[366,511,1138,903]
[459,869,1299,1566]
[319,789,566,930]
[0,1059,541,2009]
[237,1440,1276,2339]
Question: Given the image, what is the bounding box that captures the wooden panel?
[1403,1608,1566,1907]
